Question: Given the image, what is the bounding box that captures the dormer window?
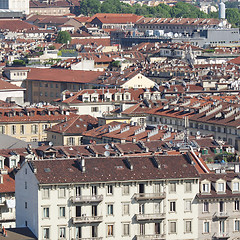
[202,183,210,193]
[218,183,225,192]
[233,182,240,192]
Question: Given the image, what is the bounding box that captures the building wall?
[0,121,54,142]
[147,115,240,149]
[16,163,39,237]
[29,7,70,16]
[16,168,199,240]
[121,74,155,89]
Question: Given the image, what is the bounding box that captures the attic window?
[115,166,123,170]
[44,168,51,173]
[76,125,80,128]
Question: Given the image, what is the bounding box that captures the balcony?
[213,232,230,239]
[135,213,166,221]
[133,193,166,201]
[213,212,229,219]
[135,234,166,240]
[70,195,103,203]
[72,216,103,224]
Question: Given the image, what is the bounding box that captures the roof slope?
[32,154,200,184]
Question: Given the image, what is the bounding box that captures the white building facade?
[16,154,200,240]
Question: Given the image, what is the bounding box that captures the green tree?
[226,8,240,27]
[79,0,101,15]
[12,60,26,66]
[56,31,71,44]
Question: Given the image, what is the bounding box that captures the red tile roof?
[27,68,104,84]
[0,19,37,32]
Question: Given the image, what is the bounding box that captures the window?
[219,201,224,213]
[122,185,129,195]
[31,125,38,134]
[170,201,176,212]
[75,186,81,196]
[11,125,16,135]
[169,182,176,193]
[107,204,113,215]
[123,223,130,236]
[185,200,191,212]
[107,185,113,195]
[59,227,66,238]
[20,125,25,134]
[42,188,50,199]
[185,220,192,233]
[25,202,27,209]
[203,202,209,212]
[202,183,209,193]
[59,187,66,198]
[91,186,97,195]
[139,203,145,214]
[91,107,99,112]
[107,224,113,236]
[203,221,209,233]
[233,182,240,192]
[235,200,240,211]
[122,203,129,215]
[169,221,176,233]
[185,182,192,192]
[235,220,240,231]
[154,202,160,213]
[67,137,75,146]
[25,181,27,189]
[43,207,49,218]
[59,207,65,218]
[0,126,5,134]
[218,183,224,192]
[43,227,50,239]
[140,223,145,235]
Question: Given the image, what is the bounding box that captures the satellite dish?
[197,131,201,136]
[104,151,110,157]
[105,144,110,150]
[49,142,53,147]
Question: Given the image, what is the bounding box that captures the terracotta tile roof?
[0,19,37,32]
[71,38,111,46]
[89,13,143,24]
[31,153,200,184]
[0,106,77,123]
[27,68,103,84]
[0,79,24,91]
[46,115,98,134]
[0,173,15,193]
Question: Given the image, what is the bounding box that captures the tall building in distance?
[0,0,29,14]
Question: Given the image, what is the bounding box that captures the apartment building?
[197,170,240,239]
[147,96,240,150]
[16,152,202,240]
[0,105,77,142]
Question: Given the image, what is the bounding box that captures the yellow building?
[0,106,77,142]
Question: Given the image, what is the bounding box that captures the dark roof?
[31,154,200,184]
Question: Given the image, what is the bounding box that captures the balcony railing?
[135,213,166,221]
[133,193,166,201]
[70,195,103,203]
[213,212,229,219]
[213,232,230,239]
[72,216,103,224]
[135,234,166,240]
